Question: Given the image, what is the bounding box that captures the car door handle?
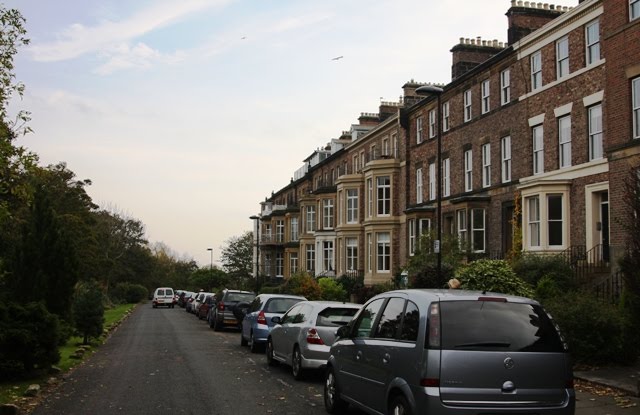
[356,351,362,361]
[382,353,390,364]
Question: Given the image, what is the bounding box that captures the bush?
[543,292,626,364]
[354,281,395,304]
[410,262,455,289]
[512,253,575,291]
[110,282,148,304]
[73,279,105,345]
[456,259,534,298]
[318,278,347,301]
[281,273,321,300]
[336,274,364,295]
[0,301,61,379]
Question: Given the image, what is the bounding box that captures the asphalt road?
[29,304,638,415]
[31,304,347,415]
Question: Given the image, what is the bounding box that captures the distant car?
[266,300,361,380]
[208,289,256,331]
[324,289,575,415]
[177,291,194,308]
[240,294,306,353]
[152,287,176,308]
[197,294,216,320]
[193,292,213,316]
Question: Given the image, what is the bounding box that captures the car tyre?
[213,312,222,331]
[292,346,305,380]
[266,338,278,366]
[249,332,261,353]
[324,367,348,414]
[389,394,412,415]
[241,331,248,347]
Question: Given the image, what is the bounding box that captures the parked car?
[324,289,575,415]
[186,291,203,313]
[177,291,194,308]
[208,289,256,331]
[193,291,213,316]
[197,294,216,320]
[266,300,361,380]
[241,294,306,353]
[152,287,176,308]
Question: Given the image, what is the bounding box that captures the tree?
[72,279,104,345]
[407,230,463,288]
[220,231,253,287]
[455,259,534,298]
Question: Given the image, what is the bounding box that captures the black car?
[208,289,256,331]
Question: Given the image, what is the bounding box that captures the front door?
[600,192,610,262]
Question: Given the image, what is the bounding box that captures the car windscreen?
[265,298,302,313]
[226,293,255,303]
[316,307,359,327]
[439,301,565,352]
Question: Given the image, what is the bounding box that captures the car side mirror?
[336,325,350,339]
[271,316,282,324]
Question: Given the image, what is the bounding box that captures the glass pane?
[355,299,385,338]
[400,301,419,342]
[548,195,562,220]
[374,298,405,339]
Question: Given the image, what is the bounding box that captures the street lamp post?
[207,248,213,270]
[415,85,444,281]
[249,215,261,287]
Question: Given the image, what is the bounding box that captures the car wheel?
[208,314,215,329]
[324,367,348,414]
[266,338,278,366]
[249,332,261,353]
[389,394,412,415]
[241,331,248,347]
[213,313,222,331]
[292,346,305,380]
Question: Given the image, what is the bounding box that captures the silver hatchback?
[266,300,361,380]
[325,289,575,415]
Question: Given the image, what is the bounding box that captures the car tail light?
[306,328,324,345]
[257,311,267,325]
[420,378,440,387]
[428,303,440,348]
[217,301,225,311]
[478,296,507,302]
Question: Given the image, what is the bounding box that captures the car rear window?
[226,293,255,302]
[265,298,302,313]
[439,301,565,353]
[316,307,359,327]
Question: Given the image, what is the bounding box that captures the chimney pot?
[518,0,523,5]
[459,37,464,44]
[524,1,530,7]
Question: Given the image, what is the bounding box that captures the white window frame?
[547,194,564,247]
[428,109,436,138]
[323,199,334,229]
[416,116,424,144]
[457,209,467,248]
[481,79,490,114]
[633,77,640,139]
[392,133,398,158]
[346,237,358,271]
[290,217,298,241]
[416,168,423,204]
[464,89,472,122]
[533,125,544,175]
[346,189,359,224]
[377,176,391,216]
[558,115,572,168]
[501,136,511,183]
[471,208,486,253]
[382,137,389,156]
[501,68,510,105]
[556,37,569,79]
[528,196,541,247]
[367,233,372,272]
[442,101,450,132]
[464,149,473,192]
[306,205,316,232]
[276,220,284,242]
[585,19,600,65]
[631,0,640,21]
[482,143,491,188]
[305,245,315,272]
[409,219,416,255]
[588,104,603,160]
[290,252,298,275]
[443,158,451,197]
[367,178,373,218]
[323,241,334,272]
[531,51,542,90]
[276,252,284,277]
[428,162,436,201]
[376,232,391,273]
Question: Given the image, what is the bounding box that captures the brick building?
[250,0,640,287]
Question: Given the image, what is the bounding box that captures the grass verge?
[0,303,137,406]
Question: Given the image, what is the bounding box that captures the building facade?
[251,0,640,287]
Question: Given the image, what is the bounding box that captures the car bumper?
[300,344,331,369]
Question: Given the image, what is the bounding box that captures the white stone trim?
[554,102,573,117]
[519,59,605,101]
[529,113,545,127]
[583,90,604,107]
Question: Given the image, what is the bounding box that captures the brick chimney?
[506,1,568,45]
[451,37,505,81]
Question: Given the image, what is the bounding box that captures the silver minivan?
[325,289,575,415]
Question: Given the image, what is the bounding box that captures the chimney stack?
[506,1,567,45]
[450,37,505,81]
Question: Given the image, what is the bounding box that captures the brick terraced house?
[250,0,640,289]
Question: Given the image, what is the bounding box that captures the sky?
[5,0,576,267]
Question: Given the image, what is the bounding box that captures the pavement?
[575,364,640,414]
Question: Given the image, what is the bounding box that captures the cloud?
[94,42,186,75]
[28,0,231,62]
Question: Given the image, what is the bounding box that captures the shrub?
[0,301,61,379]
[512,253,575,291]
[543,292,626,364]
[410,262,455,289]
[318,278,347,301]
[281,273,321,300]
[456,259,534,298]
[73,279,105,345]
[110,282,148,304]
[336,274,364,294]
[354,281,395,304]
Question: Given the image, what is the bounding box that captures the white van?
[152,287,176,308]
